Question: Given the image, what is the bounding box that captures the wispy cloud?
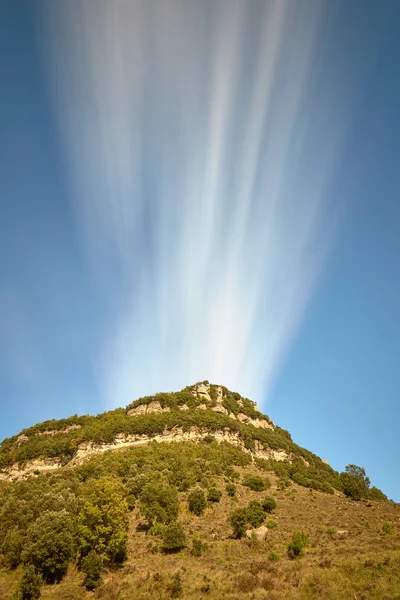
[37,0,348,406]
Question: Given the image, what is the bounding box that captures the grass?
[25,469,399,599]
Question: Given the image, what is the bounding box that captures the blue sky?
[1,1,399,501]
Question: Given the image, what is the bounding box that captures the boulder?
[245,525,268,542]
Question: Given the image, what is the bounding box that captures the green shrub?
[139,482,179,525]
[287,531,309,559]
[268,550,280,562]
[188,488,207,516]
[266,519,278,529]
[203,435,216,444]
[382,522,394,535]
[262,496,277,513]
[191,538,203,556]
[149,522,166,537]
[16,565,41,600]
[226,483,236,497]
[229,507,248,539]
[242,474,268,491]
[80,551,103,590]
[168,572,183,598]
[246,500,265,528]
[162,522,186,553]
[207,487,222,503]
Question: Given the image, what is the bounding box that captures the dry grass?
[5,471,400,599]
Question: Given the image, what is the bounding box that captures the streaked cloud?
[36,0,348,406]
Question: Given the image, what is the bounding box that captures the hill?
[0,382,398,599]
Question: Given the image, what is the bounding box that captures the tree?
[162,522,186,552]
[262,496,277,513]
[229,507,248,539]
[139,482,179,525]
[80,551,103,590]
[340,464,370,501]
[77,478,129,564]
[246,500,265,528]
[22,510,76,583]
[16,565,41,600]
[207,487,222,503]
[188,488,207,516]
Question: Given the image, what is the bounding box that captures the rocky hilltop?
[0,382,397,600]
[0,382,333,487]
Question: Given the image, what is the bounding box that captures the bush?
[266,519,278,529]
[242,474,268,491]
[207,487,222,503]
[268,550,280,562]
[262,496,277,513]
[80,551,103,590]
[162,522,186,552]
[188,488,207,516]
[246,500,265,528]
[382,522,394,535]
[16,565,41,600]
[226,483,236,497]
[140,482,179,525]
[287,531,309,559]
[168,573,183,598]
[191,538,203,556]
[229,507,248,539]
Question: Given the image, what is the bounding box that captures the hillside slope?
[0,383,398,599]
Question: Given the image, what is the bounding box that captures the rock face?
[127,401,170,416]
[246,525,268,542]
[0,426,291,483]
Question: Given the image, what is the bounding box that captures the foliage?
[226,482,236,497]
[80,551,103,590]
[207,487,222,502]
[266,519,278,528]
[229,507,248,539]
[168,572,183,598]
[242,474,268,491]
[268,550,281,562]
[188,488,207,516]
[246,500,265,528]
[77,478,129,564]
[162,522,187,552]
[382,521,394,535]
[262,496,277,513]
[287,530,309,559]
[140,482,179,525]
[191,538,203,556]
[22,510,76,583]
[340,465,371,500]
[15,565,41,600]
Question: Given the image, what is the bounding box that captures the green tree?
[340,464,370,500]
[262,496,277,513]
[22,510,76,583]
[242,474,267,491]
[229,507,248,539]
[139,482,179,525]
[15,565,41,600]
[77,478,129,564]
[80,551,103,590]
[188,488,207,516]
[246,500,265,528]
[162,522,187,553]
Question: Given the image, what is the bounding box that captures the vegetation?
[188,488,207,516]
[0,382,396,599]
[287,530,309,559]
